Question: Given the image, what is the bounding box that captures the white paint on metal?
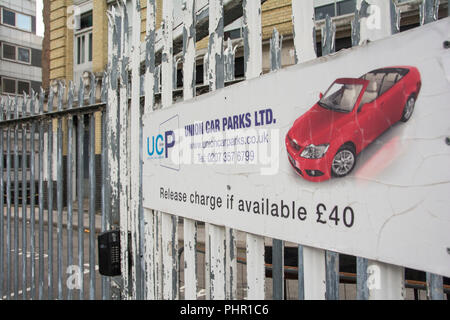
[182,0,198,301]
[207,0,224,90]
[209,224,226,300]
[161,0,179,300]
[291,0,317,63]
[303,246,326,300]
[243,0,262,79]
[118,1,130,299]
[243,0,265,301]
[142,0,157,300]
[225,226,237,300]
[130,0,141,300]
[357,0,393,44]
[367,260,405,300]
[246,233,265,300]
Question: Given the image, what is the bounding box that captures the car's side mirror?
[319,92,323,99]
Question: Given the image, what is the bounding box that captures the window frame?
[1,77,31,95]
[17,80,31,95]
[17,46,31,64]
[1,7,16,27]
[1,7,33,33]
[1,42,17,62]
[1,42,32,65]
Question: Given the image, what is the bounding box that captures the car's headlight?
[300,144,330,159]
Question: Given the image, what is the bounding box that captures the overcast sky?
[36,0,44,37]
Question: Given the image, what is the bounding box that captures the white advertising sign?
[143,19,450,277]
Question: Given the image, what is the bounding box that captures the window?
[314,0,356,20]
[16,13,31,32]
[1,43,31,64]
[315,4,335,20]
[1,8,33,32]
[77,35,85,64]
[17,47,30,63]
[2,43,16,60]
[79,11,93,30]
[17,81,30,95]
[74,10,93,66]
[224,28,242,41]
[337,0,356,16]
[1,78,31,95]
[2,78,16,94]
[88,33,92,62]
[2,8,15,26]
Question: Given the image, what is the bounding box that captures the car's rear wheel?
[331,146,356,178]
[401,96,415,122]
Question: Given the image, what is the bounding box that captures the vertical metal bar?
[183,221,197,300]
[269,28,282,72]
[142,0,157,300]
[88,112,96,300]
[325,251,339,300]
[89,73,97,302]
[297,245,304,300]
[269,27,283,301]
[246,234,265,300]
[14,96,19,300]
[206,0,226,300]
[291,0,329,302]
[303,246,326,299]
[356,256,369,300]
[160,0,179,300]
[426,273,444,300]
[21,93,28,300]
[207,0,224,91]
[130,0,142,300]
[390,0,400,35]
[209,224,225,300]
[225,227,237,300]
[106,8,120,300]
[6,97,11,300]
[47,88,54,300]
[321,15,336,56]
[29,90,36,300]
[77,78,85,300]
[88,69,97,301]
[38,88,45,300]
[56,82,64,300]
[182,0,198,301]
[272,240,284,300]
[118,1,130,299]
[0,97,4,299]
[367,261,404,300]
[291,0,317,63]
[420,0,440,25]
[66,81,75,300]
[243,0,265,300]
[100,72,109,300]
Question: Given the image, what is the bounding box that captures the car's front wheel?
[401,95,415,122]
[331,146,356,178]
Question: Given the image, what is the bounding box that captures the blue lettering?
[156,134,164,155]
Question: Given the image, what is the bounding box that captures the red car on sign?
[286,66,422,182]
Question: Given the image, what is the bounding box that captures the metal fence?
[0,0,448,300]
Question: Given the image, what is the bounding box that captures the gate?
[0,0,449,300]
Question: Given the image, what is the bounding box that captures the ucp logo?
[147,130,175,159]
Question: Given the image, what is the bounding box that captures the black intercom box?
[98,230,121,276]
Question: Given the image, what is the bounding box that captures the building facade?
[0,0,43,97]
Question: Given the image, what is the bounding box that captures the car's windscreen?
[319,83,364,113]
